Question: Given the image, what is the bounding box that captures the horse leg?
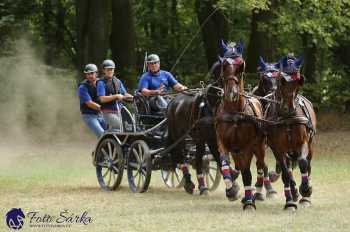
[262,164,278,198]
[287,160,299,202]
[173,141,195,195]
[298,142,312,206]
[268,155,281,183]
[277,154,297,210]
[219,152,240,201]
[240,152,256,210]
[195,141,209,195]
[253,140,266,201]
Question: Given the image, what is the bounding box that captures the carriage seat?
[133,91,167,117]
[133,91,166,130]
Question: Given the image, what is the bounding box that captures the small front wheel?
[127,140,152,193]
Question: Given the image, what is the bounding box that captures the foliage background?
[1,0,350,114]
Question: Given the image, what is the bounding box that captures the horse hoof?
[226,187,239,201]
[243,204,256,211]
[299,184,313,198]
[242,199,256,211]
[184,181,195,195]
[299,198,311,208]
[199,187,209,196]
[284,202,297,211]
[266,190,278,199]
[292,188,299,202]
[253,192,265,201]
[268,171,280,183]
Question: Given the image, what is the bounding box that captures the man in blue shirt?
[138,54,187,112]
[97,59,133,130]
[78,64,107,138]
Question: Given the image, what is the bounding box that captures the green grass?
[1,131,350,232]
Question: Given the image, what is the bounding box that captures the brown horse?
[215,55,272,210]
[265,56,316,210]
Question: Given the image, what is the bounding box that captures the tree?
[195,0,229,69]
[111,0,136,87]
[246,1,278,73]
[75,0,109,71]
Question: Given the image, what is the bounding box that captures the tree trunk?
[75,0,109,73]
[75,0,89,71]
[302,33,317,83]
[246,2,277,74]
[42,0,54,65]
[87,0,109,66]
[111,0,136,87]
[195,0,229,69]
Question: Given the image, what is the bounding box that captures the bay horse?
[252,56,279,110]
[215,53,271,210]
[167,91,222,195]
[265,55,317,210]
[254,56,300,201]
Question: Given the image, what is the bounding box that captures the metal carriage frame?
[92,94,221,193]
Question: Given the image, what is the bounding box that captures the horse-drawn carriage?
[92,92,221,193]
[91,38,316,210]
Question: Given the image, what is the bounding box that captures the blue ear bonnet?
[221,39,244,58]
[258,56,279,73]
[279,54,304,74]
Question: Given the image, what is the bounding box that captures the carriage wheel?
[202,154,221,192]
[95,137,124,191]
[127,140,152,193]
[160,167,185,188]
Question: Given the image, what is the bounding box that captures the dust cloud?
[0,39,95,159]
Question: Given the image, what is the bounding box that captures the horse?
[167,90,222,195]
[252,56,279,110]
[265,55,317,210]
[215,52,272,210]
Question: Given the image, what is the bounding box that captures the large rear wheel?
[160,166,185,188]
[95,137,124,191]
[127,140,152,193]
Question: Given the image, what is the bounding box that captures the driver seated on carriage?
[137,54,187,115]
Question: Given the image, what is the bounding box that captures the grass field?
[1,130,350,232]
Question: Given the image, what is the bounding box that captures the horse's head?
[219,39,245,103]
[257,56,279,94]
[276,54,304,116]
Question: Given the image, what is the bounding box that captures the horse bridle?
[219,57,245,101]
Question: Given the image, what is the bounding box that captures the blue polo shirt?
[78,81,100,114]
[97,77,127,110]
[138,70,178,92]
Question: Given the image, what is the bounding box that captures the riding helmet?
[102,59,116,69]
[84,64,98,73]
[147,54,160,63]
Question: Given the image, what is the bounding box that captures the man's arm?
[96,80,124,103]
[78,85,104,109]
[85,100,101,110]
[99,94,124,103]
[141,88,162,96]
[173,83,187,92]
